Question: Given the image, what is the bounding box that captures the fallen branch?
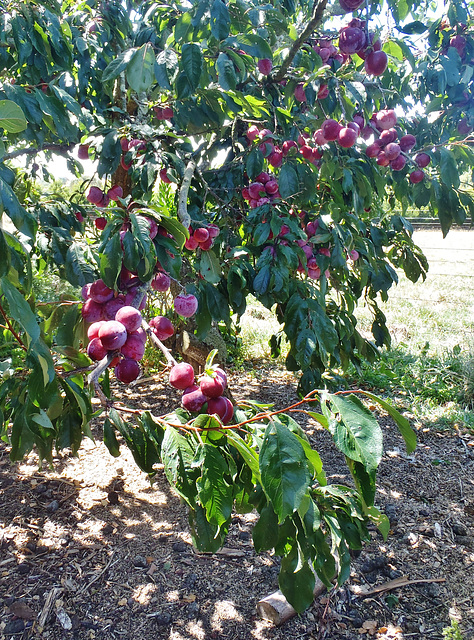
[350,575,446,597]
[37,586,63,631]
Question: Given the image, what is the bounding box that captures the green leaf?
[199,250,221,283]
[97,130,121,178]
[397,21,427,34]
[279,551,316,613]
[103,49,135,83]
[246,147,264,180]
[210,0,230,40]
[344,81,367,106]
[99,232,122,289]
[0,175,37,238]
[0,229,11,277]
[103,417,121,457]
[195,444,233,527]
[1,278,40,342]
[57,406,83,455]
[252,503,279,552]
[278,163,299,199]
[226,430,261,482]
[356,391,416,453]
[307,299,338,354]
[0,99,27,133]
[216,52,237,91]
[325,393,383,473]
[366,506,390,540]
[51,86,82,118]
[127,43,156,93]
[181,43,202,91]
[188,504,225,552]
[65,243,96,287]
[292,433,323,479]
[260,420,311,522]
[161,425,197,504]
[234,34,272,60]
[440,47,461,87]
[439,147,460,189]
[155,49,179,89]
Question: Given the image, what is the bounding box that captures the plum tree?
[0,0,473,614]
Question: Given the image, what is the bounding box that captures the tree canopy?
[0,0,472,611]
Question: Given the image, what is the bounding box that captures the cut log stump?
[256,576,328,625]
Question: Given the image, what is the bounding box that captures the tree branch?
[177,159,196,229]
[272,0,329,83]
[2,143,75,162]
[142,319,178,367]
[177,133,219,228]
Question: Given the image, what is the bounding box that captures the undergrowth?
[345,342,474,432]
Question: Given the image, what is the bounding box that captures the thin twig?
[76,552,118,595]
[0,298,28,351]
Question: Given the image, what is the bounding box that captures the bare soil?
[1,368,474,640]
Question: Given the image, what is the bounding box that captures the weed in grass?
[442,618,464,640]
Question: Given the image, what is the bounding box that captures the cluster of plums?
[242,170,281,209]
[169,363,234,424]
[86,306,145,383]
[364,109,430,183]
[184,224,220,251]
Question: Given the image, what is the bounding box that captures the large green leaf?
[0,100,27,133]
[127,43,156,93]
[279,549,316,613]
[246,147,264,180]
[226,430,261,482]
[194,444,233,528]
[260,420,311,522]
[252,502,279,552]
[188,504,226,553]
[325,393,383,473]
[181,43,202,91]
[210,0,230,40]
[216,53,236,91]
[356,391,416,453]
[439,147,460,189]
[103,49,136,83]
[0,229,11,277]
[278,162,299,199]
[0,175,36,239]
[1,277,40,342]
[161,426,198,504]
[199,250,221,283]
[103,417,121,457]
